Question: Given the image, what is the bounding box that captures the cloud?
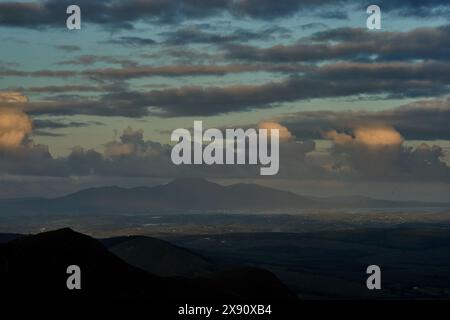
[0,92,32,149]
[0,111,314,178]
[0,69,77,78]
[258,121,294,141]
[275,97,450,141]
[324,126,450,181]
[0,108,33,149]
[3,61,445,118]
[0,0,339,29]
[260,104,450,181]
[0,91,28,103]
[0,115,447,183]
[104,127,169,159]
[315,9,348,20]
[12,84,123,94]
[378,0,450,17]
[299,23,328,30]
[225,26,450,63]
[325,126,403,147]
[81,63,308,81]
[33,119,103,130]
[57,55,138,67]
[1,1,448,30]
[106,36,156,47]
[136,62,450,117]
[2,60,449,118]
[55,45,81,52]
[161,26,291,45]
[0,63,310,81]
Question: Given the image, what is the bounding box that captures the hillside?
[0,228,295,300]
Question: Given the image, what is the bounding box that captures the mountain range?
[0,178,447,215]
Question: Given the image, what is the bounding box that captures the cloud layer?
[276,97,450,141]
[1,1,449,29]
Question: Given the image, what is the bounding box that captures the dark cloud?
[57,55,138,67]
[276,97,450,141]
[162,27,241,45]
[120,62,450,117]
[55,45,81,52]
[0,143,68,177]
[82,63,311,81]
[1,0,448,29]
[377,0,450,17]
[106,36,156,47]
[162,26,292,45]
[325,126,450,181]
[10,84,123,93]
[0,126,188,177]
[0,63,311,81]
[21,98,150,118]
[0,0,331,28]
[225,26,450,63]
[0,69,76,78]
[0,0,230,28]
[299,22,328,30]
[32,130,66,137]
[33,119,104,130]
[315,10,348,20]
[3,61,448,118]
[140,48,223,64]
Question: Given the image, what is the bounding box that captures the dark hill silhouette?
[0,228,295,300]
[103,235,217,277]
[0,233,22,243]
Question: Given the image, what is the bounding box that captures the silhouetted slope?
[0,228,166,299]
[0,228,295,300]
[104,236,217,277]
[204,267,297,300]
[0,233,22,243]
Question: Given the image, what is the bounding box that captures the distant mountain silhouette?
[0,178,447,215]
[53,178,316,212]
[0,228,295,300]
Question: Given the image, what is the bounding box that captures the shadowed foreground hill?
[0,228,295,300]
[102,236,217,277]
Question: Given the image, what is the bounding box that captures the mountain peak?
[13,227,99,249]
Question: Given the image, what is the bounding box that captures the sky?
[0,0,449,201]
